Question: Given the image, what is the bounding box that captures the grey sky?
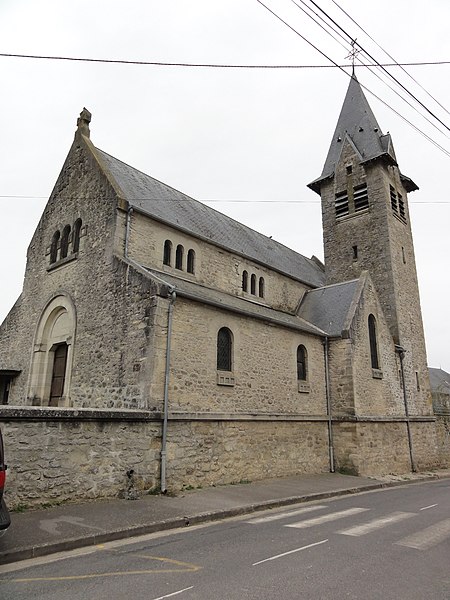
[1,0,449,370]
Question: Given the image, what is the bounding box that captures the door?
[49,344,68,406]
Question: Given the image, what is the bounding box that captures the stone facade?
[0,79,446,507]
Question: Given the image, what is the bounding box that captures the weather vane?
[345,39,360,75]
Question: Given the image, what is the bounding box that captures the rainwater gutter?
[323,336,335,472]
[395,345,416,472]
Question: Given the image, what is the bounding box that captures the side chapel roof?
[297,278,361,338]
[95,148,325,288]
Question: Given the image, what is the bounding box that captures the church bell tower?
[308,75,431,415]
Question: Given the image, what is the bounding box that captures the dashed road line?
[252,539,329,566]
[419,504,438,511]
[152,587,194,599]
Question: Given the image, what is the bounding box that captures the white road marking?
[252,539,328,566]
[152,587,194,599]
[246,505,327,524]
[419,504,438,511]
[285,507,368,529]
[337,511,415,536]
[396,519,450,550]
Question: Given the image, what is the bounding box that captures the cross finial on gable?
[76,107,92,138]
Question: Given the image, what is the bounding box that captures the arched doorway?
[28,295,76,406]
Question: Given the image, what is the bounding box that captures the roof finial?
[76,107,92,138]
[345,39,360,77]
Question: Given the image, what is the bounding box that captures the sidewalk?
[1,470,449,565]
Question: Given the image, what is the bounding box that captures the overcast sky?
[1,1,449,371]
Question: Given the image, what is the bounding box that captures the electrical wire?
[305,0,450,134]
[255,0,450,158]
[331,0,450,118]
[1,52,449,69]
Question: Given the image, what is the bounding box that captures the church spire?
[308,76,400,193]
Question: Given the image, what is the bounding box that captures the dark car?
[0,429,11,531]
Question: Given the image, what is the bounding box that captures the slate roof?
[429,367,450,396]
[308,76,417,193]
[297,279,361,337]
[145,268,327,337]
[96,148,325,288]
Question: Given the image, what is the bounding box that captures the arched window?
[60,225,71,259]
[242,270,248,292]
[250,274,256,295]
[50,230,60,264]
[297,345,307,381]
[217,327,233,372]
[72,218,82,253]
[187,249,195,274]
[368,314,379,369]
[163,240,172,266]
[175,244,184,270]
[259,277,265,298]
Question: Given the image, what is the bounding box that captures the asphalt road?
[0,479,449,599]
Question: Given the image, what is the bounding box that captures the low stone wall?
[165,418,330,490]
[435,415,450,468]
[332,418,440,476]
[1,408,162,508]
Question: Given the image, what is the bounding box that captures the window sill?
[372,368,383,380]
[217,371,235,387]
[298,382,310,393]
[47,253,78,271]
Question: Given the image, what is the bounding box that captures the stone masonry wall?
[167,296,327,415]
[127,210,312,314]
[165,419,330,490]
[0,136,167,411]
[1,411,162,508]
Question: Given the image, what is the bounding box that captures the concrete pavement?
[1,470,449,565]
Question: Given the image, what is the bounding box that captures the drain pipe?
[160,290,176,493]
[125,206,133,257]
[323,336,335,473]
[395,345,416,472]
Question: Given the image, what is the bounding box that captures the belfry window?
[250,274,256,295]
[335,190,349,218]
[297,345,307,381]
[217,327,233,372]
[163,240,172,266]
[368,314,380,370]
[353,184,369,211]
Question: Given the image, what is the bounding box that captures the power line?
[1,52,449,69]
[305,0,450,134]
[331,0,450,118]
[255,0,450,159]
[289,0,450,138]
[1,195,448,204]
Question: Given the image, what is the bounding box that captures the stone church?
[0,76,447,505]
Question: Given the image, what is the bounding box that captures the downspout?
[323,336,335,472]
[395,345,416,472]
[160,290,176,493]
[124,204,177,492]
[125,206,133,258]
